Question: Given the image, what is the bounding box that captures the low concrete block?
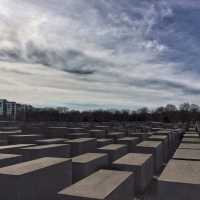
[89,129,106,138]
[0,144,34,154]
[112,153,153,193]
[182,137,200,144]
[96,144,128,165]
[0,157,72,200]
[116,137,140,152]
[128,133,152,142]
[66,138,97,156]
[134,141,164,173]
[8,134,43,144]
[17,144,71,160]
[178,143,200,150]
[0,153,22,167]
[173,148,200,161]
[72,153,109,182]
[157,159,200,200]
[58,169,134,200]
[97,138,113,148]
[107,132,126,142]
[66,133,90,139]
[36,138,66,145]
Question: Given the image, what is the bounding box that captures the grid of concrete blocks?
[0,121,198,200]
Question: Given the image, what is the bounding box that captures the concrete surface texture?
[58,169,134,200]
[157,159,200,200]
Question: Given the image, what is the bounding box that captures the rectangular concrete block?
[146,135,169,162]
[0,157,72,200]
[72,153,109,182]
[36,138,66,145]
[66,133,90,139]
[116,137,140,152]
[0,144,34,154]
[157,159,200,200]
[66,138,97,156]
[128,133,152,142]
[96,144,128,165]
[107,132,126,142]
[89,129,106,138]
[97,138,113,148]
[112,153,153,193]
[17,144,71,160]
[8,134,43,144]
[173,148,200,161]
[0,153,23,167]
[47,127,68,138]
[178,143,200,150]
[58,169,134,200]
[134,141,164,173]
[182,137,200,144]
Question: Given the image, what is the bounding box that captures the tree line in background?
[25,103,200,123]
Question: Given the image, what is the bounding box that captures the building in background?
[0,99,27,121]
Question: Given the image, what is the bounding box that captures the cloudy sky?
[0,0,200,110]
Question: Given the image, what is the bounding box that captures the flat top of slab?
[184,134,199,137]
[173,149,200,160]
[98,144,126,150]
[68,133,88,135]
[117,137,139,141]
[159,159,200,184]
[137,141,162,148]
[149,135,167,140]
[21,144,69,150]
[0,153,21,160]
[0,144,33,150]
[72,153,107,163]
[113,153,152,166]
[182,138,200,142]
[58,169,132,199]
[108,132,124,136]
[0,157,71,175]
[89,130,104,132]
[97,139,113,142]
[178,143,200,150]
[36,138,65,142]
[48,127,68,129]
[9,134,42,137]
[66,138,95,143]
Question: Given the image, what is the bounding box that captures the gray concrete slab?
[58,169,134,200]
[107,132,126,142]
[97,138,113,148]
[89,129,106,138]
[66,138,97,156]
[72,153,109,182]
[178,143,200,150]
[0,153,22,167]
[134,141,164,173]
[66,133,90,139]
[157,159,200,200]
[112,153,153,193]
[128,133,152,142]
[8,134,43,144]
[173,148,200,161]
[182,137,200,144]
[36,138,66,145]
[0,157,72,200]
[47,127,68,138]
[0,144,34,154]
[17,144,71,160]
[116,137,140,152]
[96,144,128,165]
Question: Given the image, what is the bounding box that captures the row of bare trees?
[24,103,200,123]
